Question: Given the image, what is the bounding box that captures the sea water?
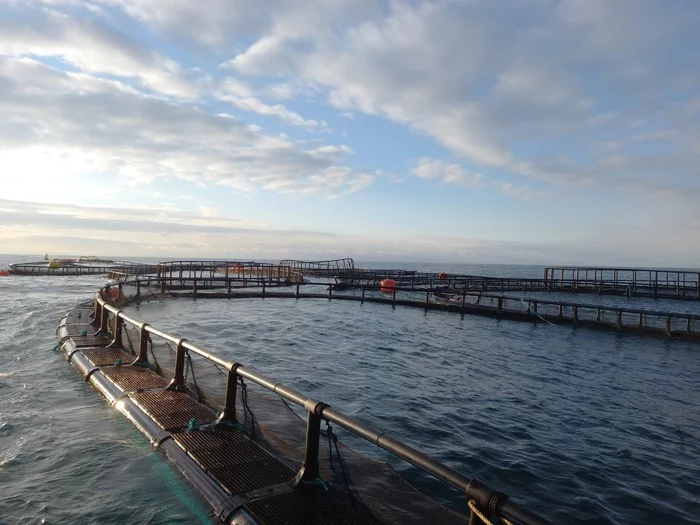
[1,255,699,524]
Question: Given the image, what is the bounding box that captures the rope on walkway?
[184,350,201,402]
[240,378,256,438]
[325,420,354,509]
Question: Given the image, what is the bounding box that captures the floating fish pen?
[543,267,700,299]
[132,261,306,292]
[333,270,700,301]
[56,285,553,525]
[10,258,156,276]
[279,258,355,277]
[100,260,700,342]
[119,271,700,343]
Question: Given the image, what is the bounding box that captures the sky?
[1,0,699,266]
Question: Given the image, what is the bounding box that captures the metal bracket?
[84,367,100,382]
[215,481,294,522]
[153,432,172,448]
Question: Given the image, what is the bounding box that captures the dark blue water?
[0,256,212,524]
[2,255,700,524]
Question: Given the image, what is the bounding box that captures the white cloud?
[0,8,196,98]
[491,181,544,201]
[3,197,699,266]
[215,77,320,128]
[225,0,700,192]
[0,58,370,197]
[410,158,484,188]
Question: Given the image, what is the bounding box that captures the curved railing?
[91,285,554,525]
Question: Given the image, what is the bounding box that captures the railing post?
[573,305,579,324]
[167,339,188,390]
[217,364,242,424]
[616,311,622,330]
[296,283,300,298]
[262,281,266,298]
[136,280,141,299]
[665,317,671,336]
[193,280,197,297]
[392,287,396,305]
[136,323,150,363]
[100,301,109,333]
[596,308,601,322]
[111,310,123,345]
[361,287,365,304]
[298,400,328,483]
[329,286,332,300]
[93,294,100,321]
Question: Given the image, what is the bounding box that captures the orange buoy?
[380,278,397,293]
[438,272,448,280]
[0,270,9,277]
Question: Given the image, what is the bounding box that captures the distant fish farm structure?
[9,256,156,276]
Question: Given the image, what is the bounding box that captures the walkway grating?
[243,490,374,525]
[81,347,136,367]
[131,390,216,431]
[71,334,113,347]
[102,365,169,391]
[174,428,295,495]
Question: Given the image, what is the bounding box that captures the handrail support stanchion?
[109,310,123,347]
[296,400,329,484]
[217,364,242,424]
[166,339,188,390]
[135,323,151,363]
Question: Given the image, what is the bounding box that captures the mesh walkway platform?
[56,299,554,525]
[81,347,135,366]
[131,390,217,431]
[101,365,169,391]
[57,307,377,525]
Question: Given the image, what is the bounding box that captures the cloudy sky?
[1,0,699,265]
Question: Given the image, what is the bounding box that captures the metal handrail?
[94,287,554,525]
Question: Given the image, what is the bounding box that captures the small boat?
[433,286,463,304]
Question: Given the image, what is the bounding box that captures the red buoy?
[380,278,396,293]
[438,272,448,280]
[0,270,9,277]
